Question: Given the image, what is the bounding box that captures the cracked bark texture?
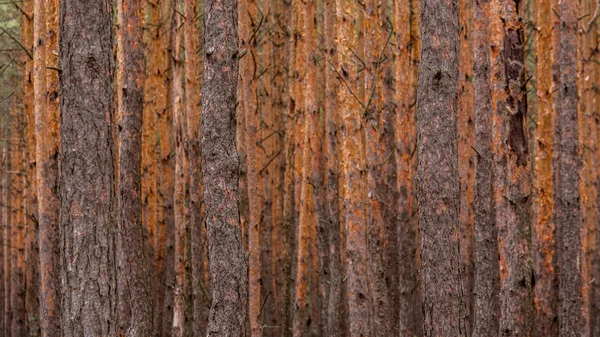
[554,0,587,335]
[59,0,117,334]
[201,0,248,334]
[116,0,154,334]
[489,1,533,335]
[416,0,466,335]
[473,0,500,336]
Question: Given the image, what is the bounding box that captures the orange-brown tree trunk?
[116,0,154,334]
[239,0,262,332]
[393,0,420,335]
[532,0,557,335]
[13,5,32,335]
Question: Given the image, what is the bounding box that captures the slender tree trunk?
[364,0,396,334]
[472,0,500,335]
[393,0,420,335]
[555,0,587,335]
[183,0,208,334]
[336,0,370,334]
[490,0,533,335]
[201,0,248,333]
[115,0,154,334]
[578,0,597,334]
[532,0,558,335]
[10,89,25,337]
[457,0,475,332]
[58,0,117,334]
[323,1,343,334]
[172,0,187,334]
[417,0,465,335]
[239,0,262,333]
[3,119,11,337]
[142,0,160,269]
[12,5,33,336]
[154,0,175,331]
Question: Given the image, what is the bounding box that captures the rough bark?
[472,0,500,335]
[201,0,248,333]
[555,0,587,335]
[3,121,11,337]
[171,0,186,335]
[37,0,62,333]
[490,0,533,335]
[142,0,160,266]
[323,1,343,334]
[336,0,370,334]
[393,0,421,335]
[364,0,395,334]
[239,0,262,333]
[416,0,466,335]
[532,0,558,335]
[154,0,175,331]
[183,0,208,334]
[58,0,117,334]
[116,0,154,334]
[458,0,475,332]
[10,84,25,337]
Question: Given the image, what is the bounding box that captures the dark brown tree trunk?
[115,0,154,334]
[490,1,533,335]
[416,0,466,335]
[472,0,500,335]
[59,0,117,334]
[201,0,248,333]
[555,0,587,335]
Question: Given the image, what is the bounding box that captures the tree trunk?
[532,0,558,335]
[336,0,370,334]
[457,0,475,333]
[58,0,116,334]
[472,0,500,335]
[172,0,186,334]
[490,0,533,335]
[555,0,587,335]
[239,0,262,333]
[3,119,11,337]
[416,0,465,335]
[393,0,421,335]
[154,0,175,332]
[201,0,248,333]
[183,0,208,334]
[115,0,154,334]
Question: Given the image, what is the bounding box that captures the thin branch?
[0,92,14,104]
[0,26,32,60]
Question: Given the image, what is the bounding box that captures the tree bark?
[201,0,248,333]
[416,0,466,335]
[532,0,558,335]
[171,0,186,334]
[58,0,117,334]
[472,0,500,335]
[183,0,208,334]
[490,1,533,335]
[555,0,587,335]
[115,0,154,334]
